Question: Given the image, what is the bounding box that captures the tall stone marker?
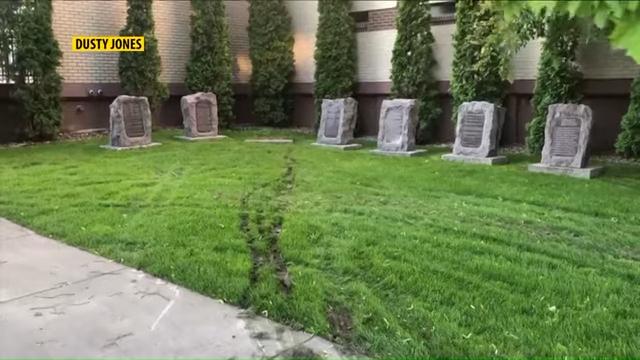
[102,95,160,150]
[177,92,227,141]
[529,104,603,179]
[312,98,361,150]
[442,101,507,165]
[371,99,425,156]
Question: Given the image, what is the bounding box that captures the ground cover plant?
[1,130,639,357]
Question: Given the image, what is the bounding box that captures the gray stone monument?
[312,98,361,150]
[528,104,603,179]
[371,99,425,156]
[442,101,507,165]
[101,95,160,150]
[176,92,227,141]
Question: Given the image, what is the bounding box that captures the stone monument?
[102,95,160,150]
[312,98,361,150]
[442,101,507,164]
[528,104,603,179]
[177,92,227,141]
[371,99,425,156]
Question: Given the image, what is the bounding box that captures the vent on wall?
[350,10,369,32]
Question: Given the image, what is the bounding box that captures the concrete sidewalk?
[0,218,346,358]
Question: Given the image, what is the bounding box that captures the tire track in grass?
[240,151,295,304]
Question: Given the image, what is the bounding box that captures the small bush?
[186,0,235,128]
[118,0,168,110]
[615,75,640,157]
[248,0,294,127]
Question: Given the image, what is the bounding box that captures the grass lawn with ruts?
[1,129,639,357]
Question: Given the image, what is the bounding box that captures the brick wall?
[51,0,255,86]
[50,0,640,87]
[226,0,251,83]
[153,0,191,84]
[52,0,127,83]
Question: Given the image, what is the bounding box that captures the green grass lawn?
[1,129,639,357]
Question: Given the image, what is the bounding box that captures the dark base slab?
[311,143,362,150]
[100,143,161,151]
[441,154,508,165]
[370,149,427,157]
[175,135,228,141]
[528,163,604,179]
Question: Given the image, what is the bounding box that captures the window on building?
[430,0,456,23]
[350,10,369,32]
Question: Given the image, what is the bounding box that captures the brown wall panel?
[0,99,23,143]
[291,94,315,129]
[61,99,111,132]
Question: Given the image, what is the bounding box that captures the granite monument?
[177,92,226,141]
[528,104,603,178]
[102,95,159,150]
[312,98,361,150]
[371,99,424,156]
[442,101,507,164]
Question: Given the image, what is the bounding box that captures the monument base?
[100,142,161,151]
[175,135,228,141]
[244,139,293,144]
[441,153,508,165]
[311,142,362,150]
[528,163,604,179]
[370,149,426,157]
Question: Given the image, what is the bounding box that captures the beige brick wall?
[153,0,191,83]
[52,0,191,84]
[51,0,639,87]
[578,41,640,79]
[52,0,127,83]
[286,0,318,83]
[226,0,251,83]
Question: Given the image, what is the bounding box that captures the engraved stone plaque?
[376,99,418,153]
[382,107,404,144]
[452,101,504,158]
[107,95,153,148]
[323,102,341,138]
[316,98,358,145]
[123,101,145,138]
[550,117,580,158]
[195,101,214,133]
[540,104,593,168]
[181,92,219,138]
[459,111,484,148]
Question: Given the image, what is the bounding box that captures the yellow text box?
[72,36,144,52]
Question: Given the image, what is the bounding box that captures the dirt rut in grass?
[240,152,296,298]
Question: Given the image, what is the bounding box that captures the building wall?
[52,0,126,83]
[2,0,637,152]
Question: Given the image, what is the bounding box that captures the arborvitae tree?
[118,0,167,109]
[450,0,505,121]
[186,0,234,128]
[526,14,582,154]
[615,75,640,157]
[248,0,294,126]
[391,0,439,143]
[313,0,356,127]
[13,0,63,140]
